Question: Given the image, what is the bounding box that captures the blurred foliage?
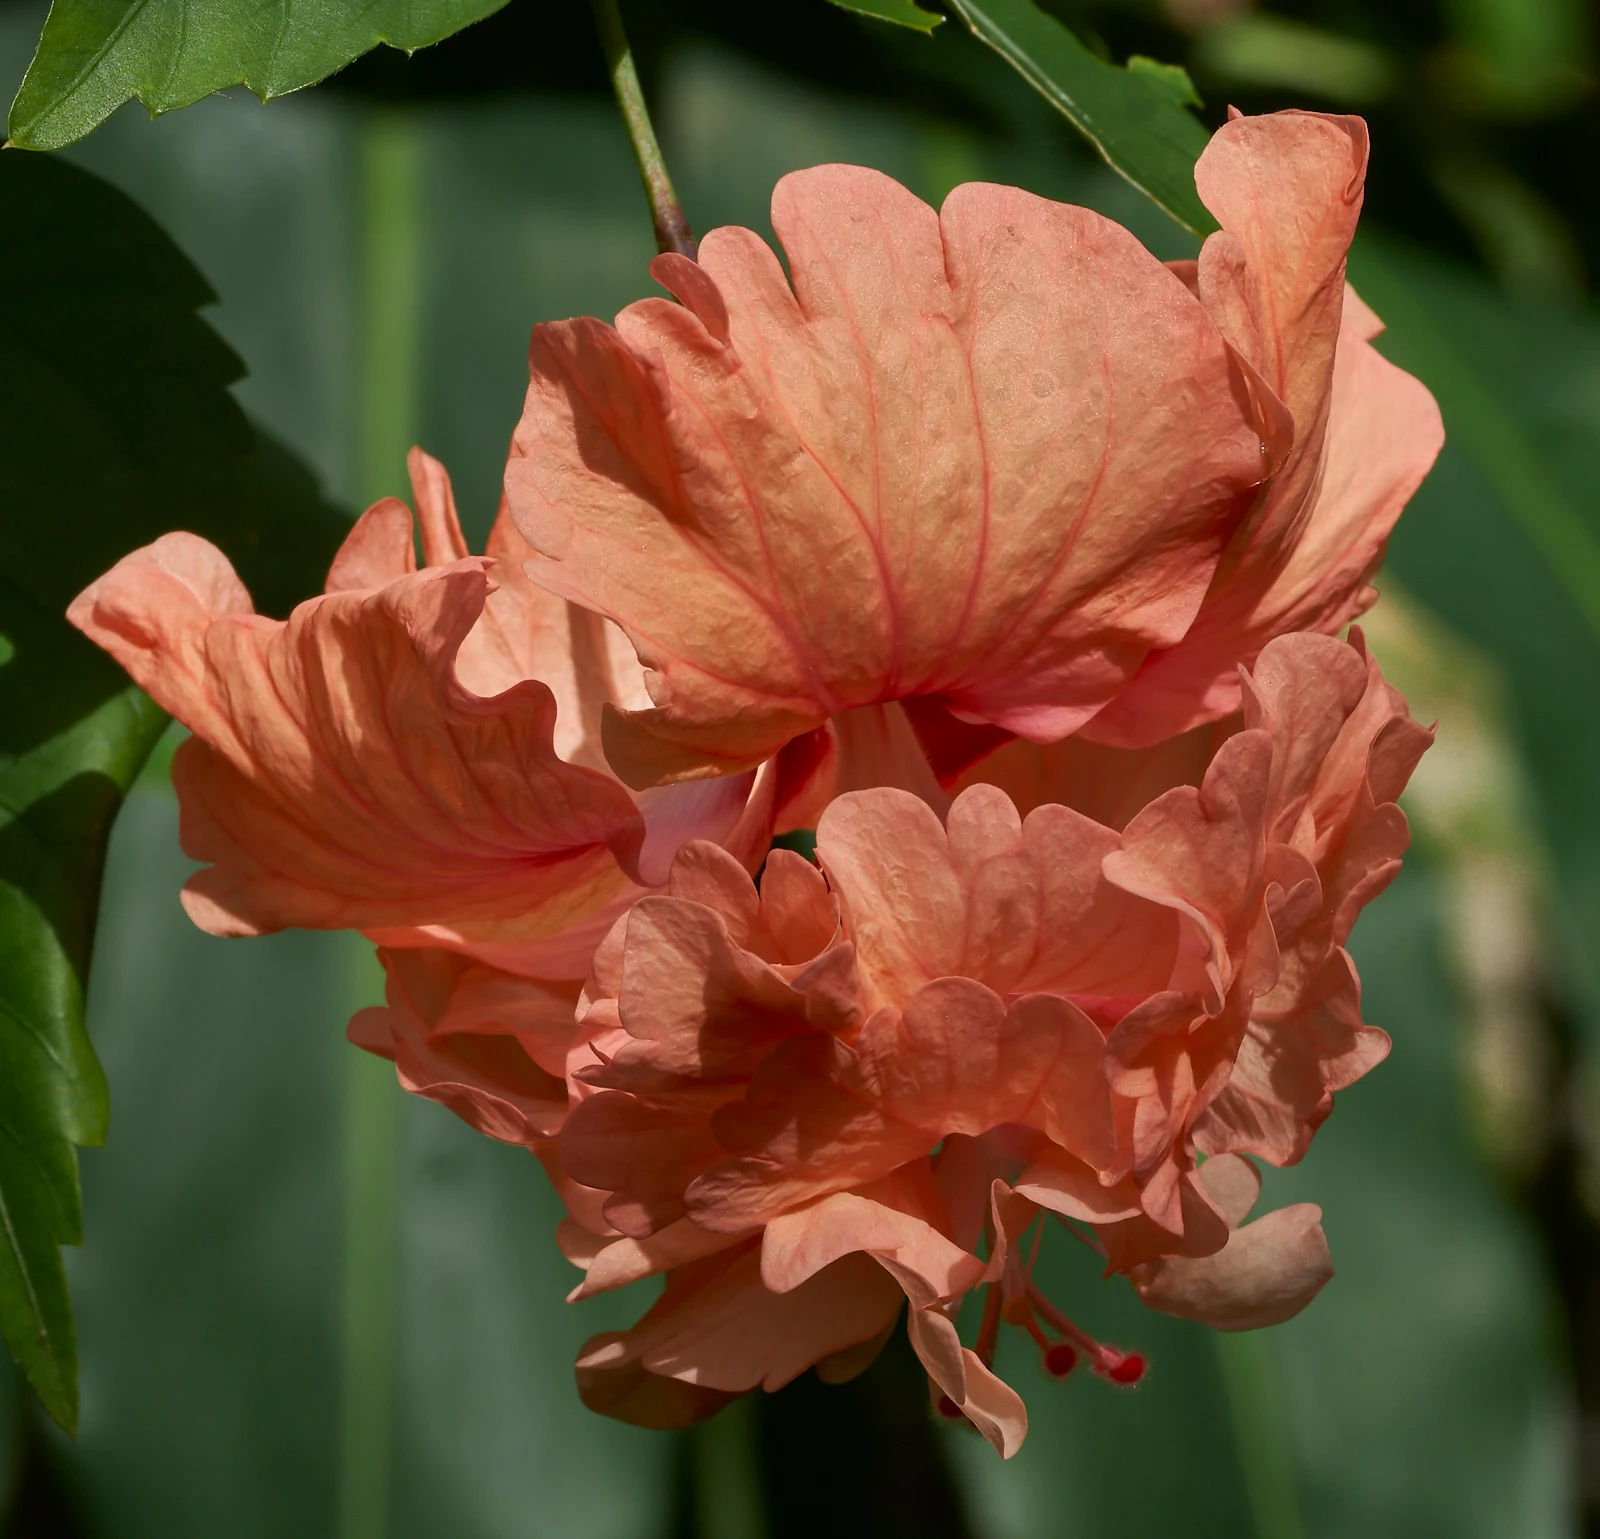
[242,0,1597,303]
[1071,0,1598,300]
[1360,590,1554,1180]
[825,0,946,33]
[0,146,348,1432]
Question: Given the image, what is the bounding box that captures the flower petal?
[579,1243,904,1397]
[458,443,651,770]
[575,1332,743,1430]
[1131,1201,1333,1330]
[905,1305,1027,1458]
[952,717,1232,827]
[507,164,1267,786]
[1014,1148,1141,1224]
[69,527,644,939]
[348,947,575,1145]
[1085,114,1442,748]
[760,1188,983,1303]
[570,1217,748,1302]
[1105,731,1274,1002]
[691,978,1117,1228]
[817,784,1177,1007]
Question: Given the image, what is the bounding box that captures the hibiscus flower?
[503,110,1440,791]
[66,105,1441,1458]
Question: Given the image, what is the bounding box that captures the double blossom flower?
[69,107,1442,1456]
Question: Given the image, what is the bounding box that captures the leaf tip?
[825,0,945,33]
[1127,54,1203,110]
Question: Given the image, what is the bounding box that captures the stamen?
[1101,1350,1147,1386]
[1025,1278,1145,1386]
[974,1276,1005,1368]
[965,1220,1148,1396]
[1042,1342,1079,1379]
[1025,1214,1044,1278]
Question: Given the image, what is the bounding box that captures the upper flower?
[506,165,1267,788]
[505,110,1439,790]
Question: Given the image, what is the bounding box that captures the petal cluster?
[64,105,1442,1456]
[505,110,1439,789]
[557,632,1427,1453]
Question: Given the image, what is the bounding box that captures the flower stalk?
[588,0,696,257]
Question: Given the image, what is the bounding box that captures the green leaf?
[942,0,1215,234]
[824,0,944,32]
[0,149,348,1429]
[6,0,511,151]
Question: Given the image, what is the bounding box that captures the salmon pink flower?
[554,632,1427,1453]
[503,110,1438,792]
[63,98,1441,1459]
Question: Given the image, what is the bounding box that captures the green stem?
[337,111,418,1539]
[359,115,421,505]
[588,0,696,257]
[1213,1331,1306,1539]
[338,1040,401,1539]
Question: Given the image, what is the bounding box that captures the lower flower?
[544,631,1428,1457]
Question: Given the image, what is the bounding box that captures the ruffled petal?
[1014,1147,1141,1224]
[576,1243,904,1398]
[1105,732,1274,1004]
[952,717,1233,827]
[905,1304,1028,1458]
[1086,114,1443,748]
[348,947,576,1145]
[690,977,1118,1229]
[70,526,645,939]
[507,164,1267,787]
[817,784,1177,1008]
[760,1187,983,1302]
[569,1217,749,1302]
[456,442,651,770]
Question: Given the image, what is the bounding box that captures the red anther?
[1101,1351,1147,1386]
[936,1395,966,1421]
[1001,1293,1032,1327]
[1042,1342,1079,1379]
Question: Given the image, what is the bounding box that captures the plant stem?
[337,114,416,1539]
[588,0,696,257]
